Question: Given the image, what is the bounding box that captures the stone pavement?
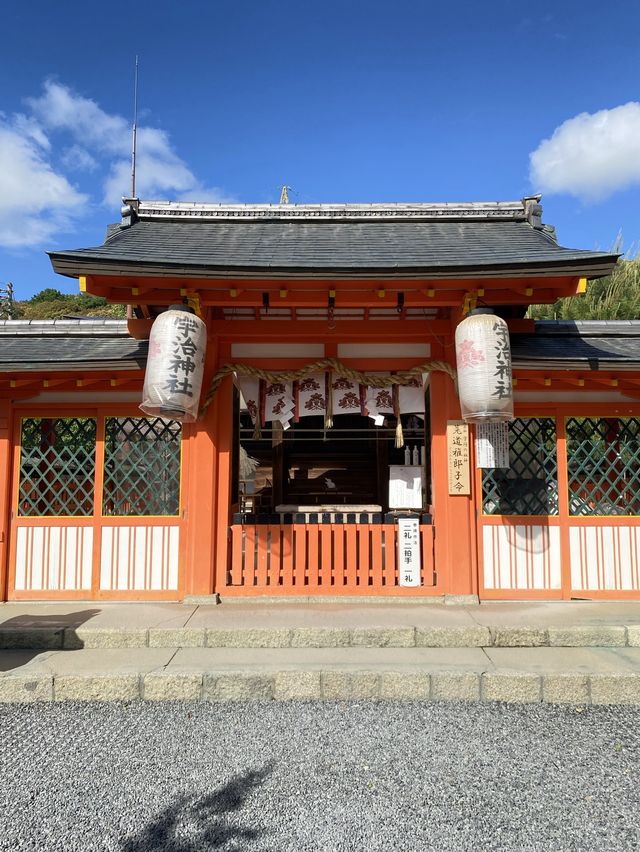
[2,599,640,704]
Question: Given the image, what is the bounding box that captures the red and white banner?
[399,375,426,415]
[331,375,363,414]
[237,376,260,425]
[264,380,295,429]
[364,374,394,424]
[296,374,326,418]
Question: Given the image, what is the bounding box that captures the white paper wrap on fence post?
[140,306,207,423]
[455,308,513,423]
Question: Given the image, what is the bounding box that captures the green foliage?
[29,287,64,303]
[13,289,126,319]
[529,260,640,321]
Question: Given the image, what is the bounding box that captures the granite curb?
[3,668,640,704]
[1,624,638,649]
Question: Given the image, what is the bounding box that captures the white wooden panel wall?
[483,525,561,590]
[337,343,431,358]
[14,525,93,591]
[100,525,180,592]
[570,526,640,591]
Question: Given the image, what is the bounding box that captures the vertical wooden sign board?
[397,517,421,587]
[447,420,470,495]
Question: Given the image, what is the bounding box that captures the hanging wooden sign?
[447,420,470,495]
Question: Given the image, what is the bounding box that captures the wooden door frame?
[476,400,640,600]
[8,402,188,601]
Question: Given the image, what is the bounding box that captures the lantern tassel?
[324,372,333,430]
[395,419,404,449]
[393,383,404,448]
[253,379,264,439]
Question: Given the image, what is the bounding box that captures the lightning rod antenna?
[131,55,139,198]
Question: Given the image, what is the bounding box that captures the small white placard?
[389,465,425,509]
[397,517,421,587]
[476,422,510,469]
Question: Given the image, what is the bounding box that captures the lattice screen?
[18,418,96,517]
[482,418,558,516]
[567,417,640,516]
[103,417,182,517]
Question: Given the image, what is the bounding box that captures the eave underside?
[74,272,598,316]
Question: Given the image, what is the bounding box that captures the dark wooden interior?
[237,409,429,513]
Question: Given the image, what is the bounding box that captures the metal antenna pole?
[131,55,139,198]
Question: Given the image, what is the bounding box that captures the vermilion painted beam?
[83,273,582,308]
[92,285,569,309]
[86,273,580,292]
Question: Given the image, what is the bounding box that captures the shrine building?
[2,195,639,603]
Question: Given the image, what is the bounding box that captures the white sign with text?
[397,517,421,587]
[389,466,424,509]
[475,421,510,469]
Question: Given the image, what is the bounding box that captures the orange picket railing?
[224,522,435,595]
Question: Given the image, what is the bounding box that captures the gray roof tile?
[511,321,640,367]
[0,319,639,375]
[0,321,146,371]
[50,218,616,278]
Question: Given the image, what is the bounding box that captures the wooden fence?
[224,522,435,595]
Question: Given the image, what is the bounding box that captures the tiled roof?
[1,319,640,373]
[49,199,617,279]
[511,321,640,369]
[0,320,146,371]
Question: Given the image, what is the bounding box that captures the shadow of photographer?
[121,762,274,852]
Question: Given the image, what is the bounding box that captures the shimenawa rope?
[200,357,457,417]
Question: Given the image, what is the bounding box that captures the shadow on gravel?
[120,762,274,852]
[0,609,101,671]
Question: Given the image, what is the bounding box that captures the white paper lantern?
[140,305,207,423]
[455,309,513,423]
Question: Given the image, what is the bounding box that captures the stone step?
[3,646,640,704]
[0,622,638,650]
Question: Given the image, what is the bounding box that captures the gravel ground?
[1,701,639,851]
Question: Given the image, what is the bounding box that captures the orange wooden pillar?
[211,370,234,595]
[429,370,478,598]
[182,333,220,598]
[0,401,12,600]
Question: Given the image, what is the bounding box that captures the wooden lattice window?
[18,417,97,517]
[102,417,182,517]
[482,418,558,516]
[566,417,640,516]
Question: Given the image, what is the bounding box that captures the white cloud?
[12,113,50,150]
[28,82,129,156]
[0,80,233,249]
[0,118,87,249]
[530,102,640,201]
[102,128,199,206]
[61,144,99,172]
[30,80,232,207]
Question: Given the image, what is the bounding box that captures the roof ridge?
[122,198,540,225]
[0,319,129,337]
[533,319,640,337]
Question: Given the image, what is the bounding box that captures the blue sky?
[1,0,639,299]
